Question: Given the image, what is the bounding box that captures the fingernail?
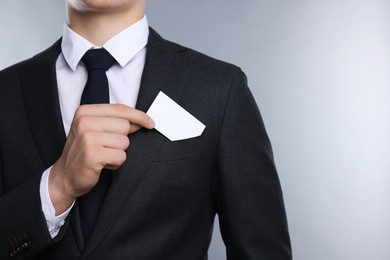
[149,118,155,128]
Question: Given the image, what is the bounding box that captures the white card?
[147,91,206,141]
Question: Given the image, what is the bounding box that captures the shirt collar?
[61,16,149,71]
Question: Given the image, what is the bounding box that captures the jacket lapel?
[19,39,87,252]
[19,39,66,169]
[82,28,191,257]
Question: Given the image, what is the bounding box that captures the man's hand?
[49,104,155,215]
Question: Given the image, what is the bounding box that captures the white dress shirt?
[39,16,149,238]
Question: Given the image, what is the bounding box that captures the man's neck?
[66,3,144,46]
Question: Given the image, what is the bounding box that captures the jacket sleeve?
[0,61,71,259]
[0,161,53,259]
[0,151,70,259]
[215,69,292,259]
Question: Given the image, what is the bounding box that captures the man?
[0,0,292,259]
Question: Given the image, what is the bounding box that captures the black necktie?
[78,48,116,241]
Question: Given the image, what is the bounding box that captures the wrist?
[49,163,76,215]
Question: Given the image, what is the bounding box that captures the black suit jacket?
[0,28,291,259]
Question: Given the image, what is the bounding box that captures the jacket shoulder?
[149,28,242,77]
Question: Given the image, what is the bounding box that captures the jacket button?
[9,248,19,258]
[22,240,31,249]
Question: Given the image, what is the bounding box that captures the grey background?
[1,1,390,259]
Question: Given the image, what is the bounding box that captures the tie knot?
[82,48,116,72]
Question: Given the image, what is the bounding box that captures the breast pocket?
[153,136,207,161]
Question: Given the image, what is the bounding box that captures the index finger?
[75,104,155,130]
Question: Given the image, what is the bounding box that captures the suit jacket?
[0,28,292,259]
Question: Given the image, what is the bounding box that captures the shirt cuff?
[40,167,75,238]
